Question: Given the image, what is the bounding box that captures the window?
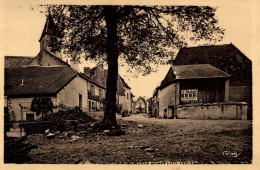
[127,93,129,100]
[48,63,50,66]
[26,114,35,122]
[79,94,82,108]
[91,85,95,94]
[99,88,102,96]
[89,101,92,111]
[92,101,95,111]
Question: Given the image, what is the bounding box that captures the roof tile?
[5,66,77,97]
[173,43,252,85]
[172,64,230,79]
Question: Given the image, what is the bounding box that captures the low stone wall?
[177,102,248,120]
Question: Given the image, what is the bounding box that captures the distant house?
[87,79,106,111]
[84,65,134,114]
[157,64,248,120]
[84,64,106,87]
[116,76,133,114]
[146,97,153,117]
[131,98,136,114]
[134,96,146,113]
[172,43,252,118]
[151,87,159,117]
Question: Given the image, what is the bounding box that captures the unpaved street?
[25,114,252,164]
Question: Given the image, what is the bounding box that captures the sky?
[2,1,255,100]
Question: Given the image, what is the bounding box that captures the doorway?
[168,105,175,119]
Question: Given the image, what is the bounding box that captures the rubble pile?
[44,129,82,141]
[47,107,95,123]
[46,107,96,132]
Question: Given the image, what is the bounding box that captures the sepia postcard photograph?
[1,0,259,169]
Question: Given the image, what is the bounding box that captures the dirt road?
[25,114,252,164]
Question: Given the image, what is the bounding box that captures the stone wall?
[176,102,248,120]
[229,85,252,119]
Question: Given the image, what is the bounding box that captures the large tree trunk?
[98,6,120,130]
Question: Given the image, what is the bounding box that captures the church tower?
[39,14,62,59]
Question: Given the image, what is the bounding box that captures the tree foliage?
[44,5,224,75]
[30,97,54,120]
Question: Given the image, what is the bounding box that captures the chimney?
[84,67,91,77]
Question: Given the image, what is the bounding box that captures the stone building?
[5,66,89,121]
[151,87,159,117]
[146,97,153,117]
[134,96,146,114]
[157,64,247,120]
[172,43,252,119]
[4,14,106,122]
[84,65,134,114]
[116,75,133,114]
